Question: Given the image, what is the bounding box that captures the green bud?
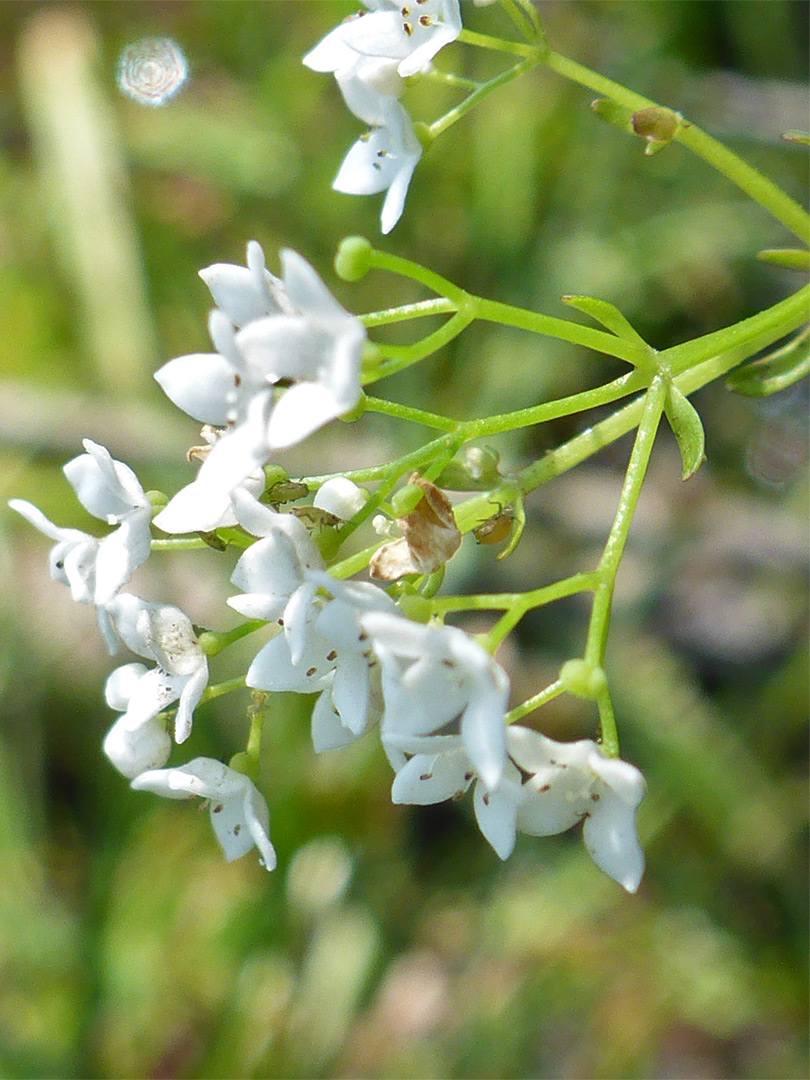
[145,489,169,512]
[263,464,290,490]
[228,751,258,781]
[559,659,608,700]
[631,107,685,155]
[334,236,373,282]
[590,97,635,134]
[196,630,221,657]
[398,594,433,623]
[436,445,502,490]
[390,482,424,518]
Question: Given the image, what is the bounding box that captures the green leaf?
[756,248,810,271]
[726,327,810,397]
[664,384,706,480]
[561,294,652,355]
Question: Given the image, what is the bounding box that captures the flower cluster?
[304,1,463,232]
[10,237,646,892]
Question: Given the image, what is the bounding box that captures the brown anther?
[212,803,224,814]
[419,15,431,26]
[306,666,318,677]
[403,21,414,35]
[326,650,338,662]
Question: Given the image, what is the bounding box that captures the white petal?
[311,686,365,752]
[331,652,371,733]
[391,748,472,805]
[267,382,348,449]
[174,660,209,744]
[64,444,145,522]
[313,478,368,520]
[93,510,153,606]
[473,763,523,860]
[582,792,645,893]
[516,767,586,837]
[154,353,238,426]
[105,662,149,711]
[103,713,171,779]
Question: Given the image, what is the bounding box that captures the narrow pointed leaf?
[664,385,706,480]
[561,294,652,354]
[726,328,810,397]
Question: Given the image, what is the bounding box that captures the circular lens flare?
[117,37,188,107]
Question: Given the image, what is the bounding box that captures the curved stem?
[544,50,810,243]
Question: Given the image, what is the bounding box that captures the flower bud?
[334,236,373,282]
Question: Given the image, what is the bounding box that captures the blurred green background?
[0,2,807,1077]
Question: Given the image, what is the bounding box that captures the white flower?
[361,613,509,791]
[106,594,209,744]
[509,726,646,893]
[153,245,365,534]
[9,440,152,650]
[304,1,463,81]
[333,99,423,234]
[384,730,524,859]
[131,757,276,869]
[244,571,396,750]
[102,662,172,778]
[235,248,365,448]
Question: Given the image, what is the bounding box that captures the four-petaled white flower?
[102,662,172,779]
[131,757,276,869]
[153,243,365,533]
[333,99,423,234]
[384,729,525,859]
[361,612,509,792]
[106,593,209,744]
[508,726,646,893]
[304,0,463,81]
[9,439,152,651]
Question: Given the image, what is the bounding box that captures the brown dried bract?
[370,474,461,580]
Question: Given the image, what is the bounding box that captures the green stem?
[151,537,209,551]
[364,396,459,431]
[198,675,246,706]
[544,50,810,243]
[197,619,266,658]
[367,248,468,303]
[474,297,648,365]
[429,50,542,139]
[583,376,667,754]
[480,572,600,652]
[360,297,456,329]
[366,309,476,383]
[505,679,565,725]
[433,572,598,616]
[457,28,538,58]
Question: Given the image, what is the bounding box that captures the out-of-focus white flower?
[361,613,509,791]
[131,757,276,869]
[9,440,153,650]
[509,726,646,893]
[102,662,172,778]
[333,99,423,234]
[106,594,209,744]
[153,244,365,533]
[304,0,463,81]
